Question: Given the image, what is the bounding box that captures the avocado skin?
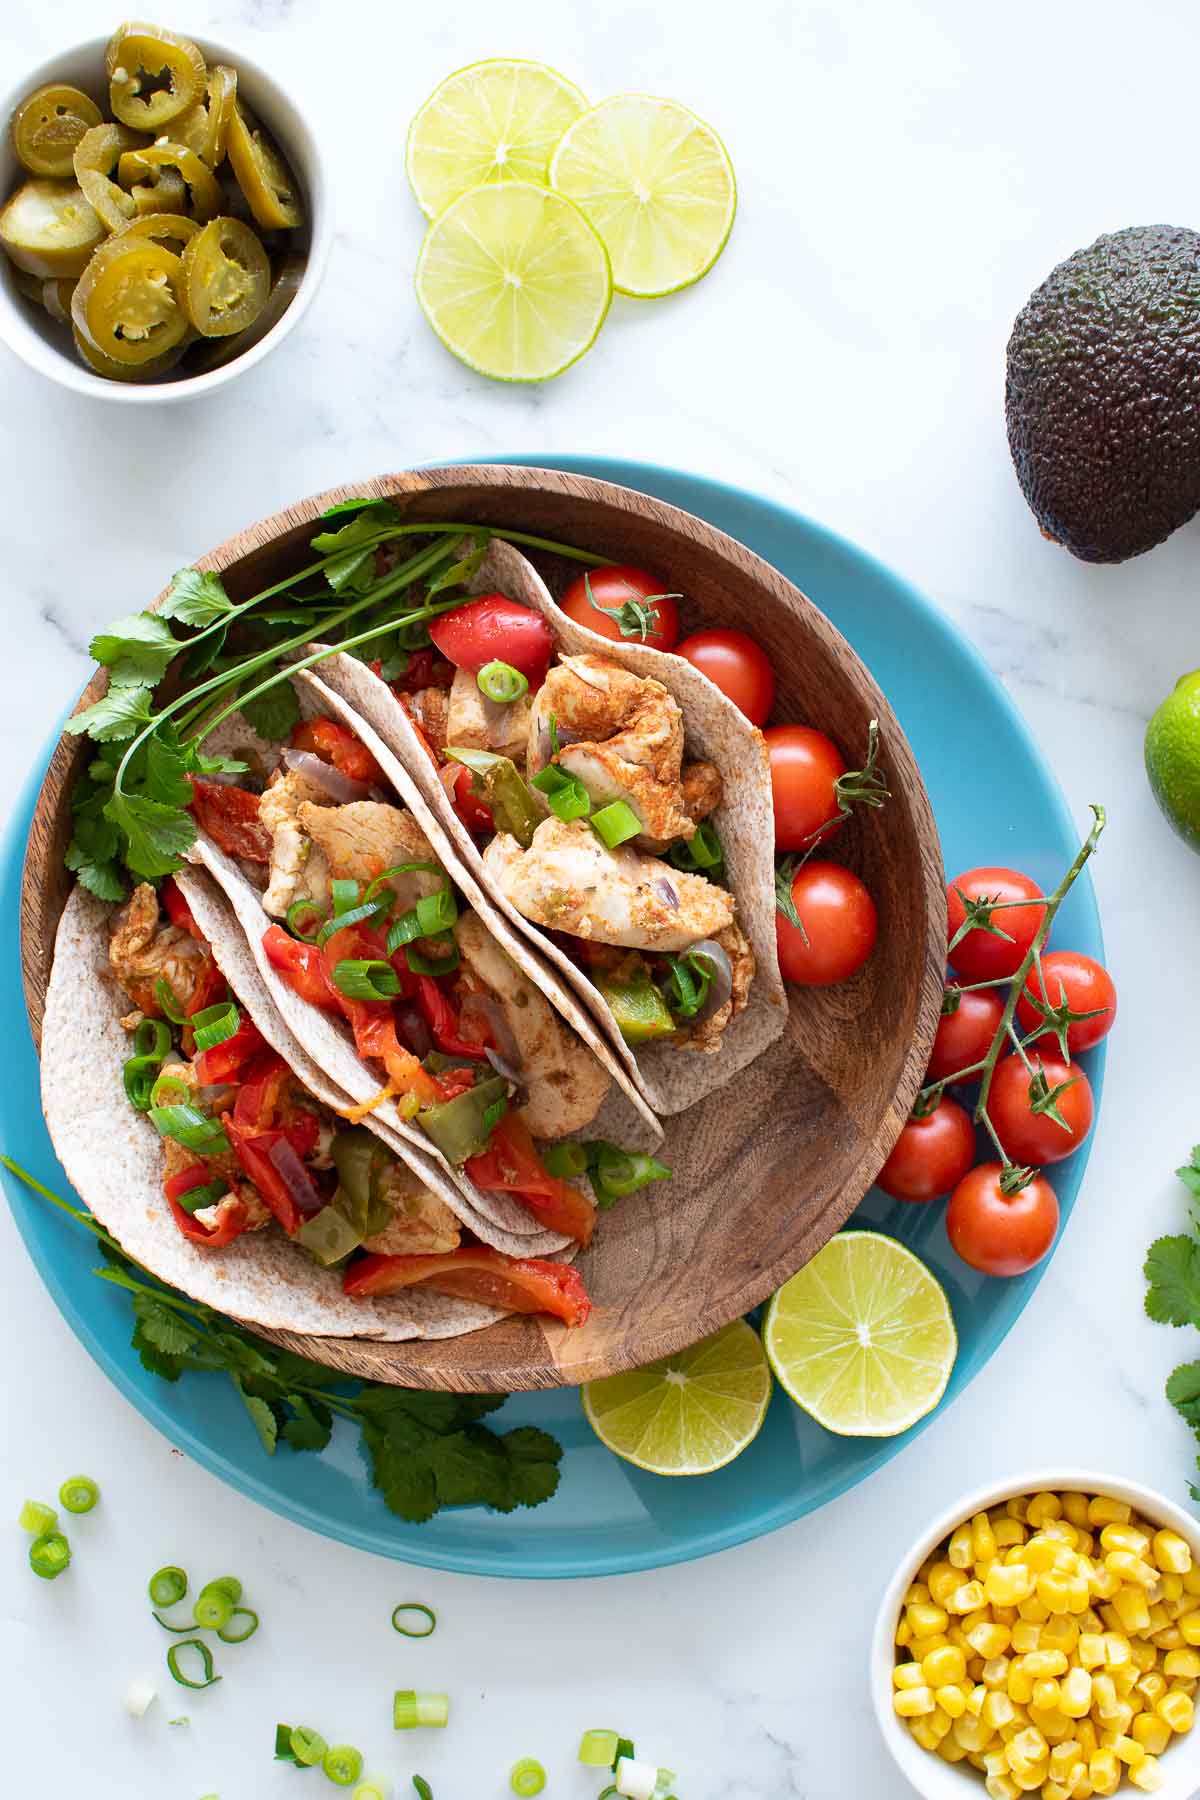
[1005,225,1200,563]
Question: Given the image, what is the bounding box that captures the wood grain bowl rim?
[19,464,946,1391]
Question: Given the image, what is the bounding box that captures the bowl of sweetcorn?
[872,1473,1200,1800]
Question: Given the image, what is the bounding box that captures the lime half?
[415,180,611,381]
[406,58,588,222]
[582,1320,772,1476]
[1145,669,1200,853]
[763,1232,956,1437]
[549,93,736,298]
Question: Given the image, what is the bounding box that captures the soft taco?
[314,539,788,1114]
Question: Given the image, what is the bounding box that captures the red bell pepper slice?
[188,777,272,862]
[466,1114,596,1246]
[291,716,384,786]
[343,1246,592,1328]
[416,975,489,1060]
[231,1050,321,1158]
[226,1120,304,1236]
[447,763,495,836]
[162,875,206,942]
[263,924,340,1010]
[195,1014,267,1085]
[164,1165,248,1248]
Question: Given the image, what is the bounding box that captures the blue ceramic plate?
[0,458,1103,1578]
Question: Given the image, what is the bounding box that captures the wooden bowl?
[21,465,946,1391]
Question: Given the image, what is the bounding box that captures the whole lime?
[1145,670,1200,851]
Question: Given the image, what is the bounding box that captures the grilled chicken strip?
[109,883,215,1018]
[361,1160,462,1255]
[260,767,336,919]
[446,665,533,760]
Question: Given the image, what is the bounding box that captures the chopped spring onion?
[481,1095,508,1134]
[404,938,460,977]
[58,1475,100,1514]
[660,952,713,1020]
[590,1143,672,1205]
[18,1499,57,1536]
[155,978,188,1024]
[123,1678,157,1717]
[530,761,591,822]
[166,1639,220,1690]
[387,908,423,952]
[275,1723,299,1763]
[509,1759,546,1796]
[217,1606,259,1644]
[366,863,442,907]
[579,1730,621,1767]
[168,1716,189,1727]
[412,1779,433,1800]
[149,1566,188,1607]
[331,877,360,916]
[149,1103,230,1158]
[614,1738,636,1767]
[191,1001,240,1053]
[415,886,457,936]
[123,1053,164,1111]
[134,1017,172,1059]
[205,1575,243,1603]
[590,800,642,849]
[193,1586,234,1632]
[29,1531,71,1579]
[614,1759,677,1800]
[332,959,401,1000]
[324,1744,366,1786]
[353,1780,392,1800]
[393,1690,449,1730]
[174,1178,229,1217]
[290,1725,328,1766]
[477,659,529,704]
[391,1602,437,1638]
[668,820,723,872]
[287,897,326,941]
[149,1067,192,1108]
[318,898,391,946]
[542,1143,589,1180]
[153,1610,199,1634]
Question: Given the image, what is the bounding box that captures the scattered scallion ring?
[148,1566,188,1608]
[387,908,423,953]
[324,1744,366,1787]
[217,1606,259,1644]
[290,1725,328,1766]
[58,1475,99,1514]
[404,939,460,977]
[134,1017,172,1059]
[29,1530,70,1579]
[590,799,642,849]
[287,897,326,941]
[509,1759,546,1796]
[166,1639,219,1690]
[353,1782,391,1800]
[364,862,441,908]
[122,1052,163,1111]
[190,1001,240,1053]
[391,1602,437,1638]
[530,761,591,822]
[414,886,457,936]
[192,1585,234,1632]
[332,959,401,1000]
[331,877,360,915]
[477,659,529,704]
[393,1690,449,1730]
[579,1730,621,1767]
[668,819,723,872]
[149,1067,191,1109]
[205,1575,242,1604]
[18,1499,57,1536]
[153,1610,199,1634]
[174,1177,229,1216]
[149,1103,231,1158]
[318,898,391,947]
[275,1722,299,1762]
[660,951,714,1021]
[542,1143,589,1180]
[154,978,188,1024]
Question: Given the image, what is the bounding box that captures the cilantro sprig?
[1145,1147,1200,1500]
[2,1156,562,1524]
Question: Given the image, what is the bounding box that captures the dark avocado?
[1005,225,1200,563]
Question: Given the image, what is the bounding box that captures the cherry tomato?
[926,983,1005,1083]
[1016,951,1117,1054]
[558,564,680,651]
[989,1052,1094,1165]
[448,762,494,835]
[776,860,877,986]
[945,866,1046,981]
[429,593,554,684]
[876,1095,976,1203]
[764,725,846,850]
[675,628,775,725]
[946,1162,1059,1277]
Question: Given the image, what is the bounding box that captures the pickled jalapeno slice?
[74,235,189,365]
[106,24,206,132]
[71,318,189,380]
[74,121,144,232]
[179,215,269,336]
[117,141,221,222]
[11,84,103,179]
[173,65,237,169]
[113,209,200,254]
[226,100,303,230]
[0,178,105,278]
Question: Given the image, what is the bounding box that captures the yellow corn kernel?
[1028,1705,1072,1744]
[1110,1733,1145,1767]
[1008,1663,1035,1705]
[893,1660,924,1690]
[1077,1634,1106,1670]
[1076,1718,1098,1756]
[953,1711,996,1753]
[1178,1608,1200,1646]
[962,1608,992,1635]
[1026,1492,1063,1528]
[906,1579,932,1607]
[1165,1645,1200,1679]
[1108,1701,1135,1736]
[1041,1616,1080,1657]
[1088,1565,1121,1601]
[1024,1649,1069,1679]
[1012,1769,1046,1794]
[992,1605,1020,1629]
[1101,1634,1131,1670]
[1112,1586,1151,1635]
[967,1683,988,1715]
[972,1511,998,1562]
[1099,1523,1150,1558]
[1032,1678,1061,1713]
[1025,1537,1059,1575]
[1131,1713,1171,1756]
[1049,1742,1084,1783]
[909,1716,942,1752]
[983,1656,1011,1689]
[1129,1639,1158,1673]
[1136,1671,1167,1704]
[937,1733,969,1763]
[1128,1754,1163,1792]
[1159,1573,1184,1606]
[1152,1529,1192,1574]
[1156,1687,1194,1731]
[1088,1748,1120,1795]
[895,1616,912,1649]
[984,1691,1017,1730]
[894,1685,936,1718]
[994,1518,1028,1549]
[947,1520,974,1568]
[908,1599,952,1638]
[1105,1551,1158,1592]
[1061,1492,1090,1528]
[1019,1598,1052,1625]
[968,1622,1013,1659]
[1012,1622,1043,1654]
[1004,1497,1029,1524]
[918,1633,953,1657]
[988,1564,1035,1607]
[1038,1572,1074,1613]
[948,1580,987,1615]
[926,1563,959,1606]
[984,1777,1019,1800]
[937,1683,968,1720]
[1057,1668,1092,1718]
[1092,1673,1119,1717]
[1042,1784,1071,1800]
[1114,1667,1140,1698]
[1151,1627,1183,1652]
[927,1705,953,1742]
[1182,1564,1200,1595]
[922,1644,966,1686]
[1088,1498,1132,1528]
[1080,1607,1104,1634]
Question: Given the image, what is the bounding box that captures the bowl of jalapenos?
[0,22,330,398]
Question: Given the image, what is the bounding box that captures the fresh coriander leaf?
[311,507,397,593]
[319,496,394,521]
[1167,1362,1200,1410]
[159,567,234,628]
[132,1295,201,1359]
[215,1329,281,1381]
[132,1329,186,1382]
[238,678,301,742]
[352,1386,463,1433]
[64,684,156,744]
[182,620,228,680]
[1145,1236,1200,1327]
[70,853,126,902]
[105,789,196,878]
[364,1422,439,1524]
[143,728,195,809]
[426,536,490,597]
[280,1395,333,1453]
[90,612,180,687]
[239,1385,280,1455]
[1177,1148,1200,1199]
[428,1427,509,1509]
[66,811,126,900]
[270,1349,345,1390]
[498,1425,563,1510]
[192,750,249,776]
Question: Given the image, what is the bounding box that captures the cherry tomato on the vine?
[776,860,877,986]
[946,1162,1059,1277]
[429,593,554,684]
[989,1052,1094,1166]
[1016,950,1117,1055]
[926,983,1005,1083]
[876,1094,976,1203]
[675,628,775,725]
[558,564,680,651]
[764,725,846,851]
[945,866,1046,982]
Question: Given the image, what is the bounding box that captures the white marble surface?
[4,0,1200,1794]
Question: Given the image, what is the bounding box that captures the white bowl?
[0,33,330,401]
[872,1469,1200,1800]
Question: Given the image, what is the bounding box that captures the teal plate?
[0,458,1103,1578]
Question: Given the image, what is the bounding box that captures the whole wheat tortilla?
[315,539,787,1114]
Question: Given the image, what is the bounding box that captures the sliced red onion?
[266,1136,324,1219]
[688,939,733,1024]
[193,1083,235,1110]
[396,1003,433,1062]
[484,1046,525,1088]
[533,715,581,769]
[652,877,680,909]
[282,748,371,804]
[462,993,523,1070]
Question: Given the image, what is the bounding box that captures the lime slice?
[548,94,736,298]
[406,58,588,222]
[763,1232,956,1437]
[415,180,611,382]
[581,1320,771,1476]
